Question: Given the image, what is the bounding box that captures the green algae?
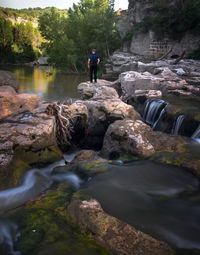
[0,146,62,189]
[8,183,110,255]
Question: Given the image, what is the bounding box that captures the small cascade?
[143,99,168,129]
[171,115,185,135]
[192,124,200,142]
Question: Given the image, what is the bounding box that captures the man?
[88,48,100,83]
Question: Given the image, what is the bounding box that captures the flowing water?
[143,99,168,129]
[2,65,87,101]
[1,159,200,254]
[171,115,185,135]
[83,160,200,252]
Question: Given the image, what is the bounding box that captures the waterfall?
[143,99,167,129]
[192,124,200,142]
[171,115,185,135]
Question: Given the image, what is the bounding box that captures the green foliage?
[188,48,200,60]
[0,16,13,61]
[141,0,200,39]
[38,0,121,70]
[0,13,43,63]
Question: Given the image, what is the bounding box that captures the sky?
[0,0,128,10]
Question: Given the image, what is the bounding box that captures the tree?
[0,16,13,61]
[66,0,121,69]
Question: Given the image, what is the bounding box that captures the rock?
[173,68,186,76]
[134,89,162,102]
[37,56,49,65]
[81,98,140,149]
[119,68,189,98]
[119,71,164,96]
[46,101,88,151]
[68,198,173,255]
[0,70,19,91]
[152,147,200,177]
[0,86,40,120]
[102,119,185,158]
[78,80,119,100]
[168,90,193,96]
[138,61,168,73]
[53,150,109,177]
[0,103,57,166]
[72,149,106,163]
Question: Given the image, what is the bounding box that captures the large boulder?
[102,119,185,158]
[0,86,40,121]
[81,98,140,149]
[119,69,188,98]
[0,103,56,166]
[0,70,19,91]
[78,79,118,100]
[68,198,173,255]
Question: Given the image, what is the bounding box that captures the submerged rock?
[0,70,19,91]
[68,198,173,255]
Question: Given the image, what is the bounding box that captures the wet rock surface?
[68,198,173,255]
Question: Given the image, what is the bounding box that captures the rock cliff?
[118,0,200,58]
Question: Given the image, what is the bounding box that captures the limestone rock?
[119,69,189,98]
[134,89,162,102]
[0,70,19,91]
[0,86,40,120]
[0,103,56,166]
[119,71,164,96]
[81,98,140,149]
[102,119,185,158]
[78,80,114,100]
[68,198,173,255]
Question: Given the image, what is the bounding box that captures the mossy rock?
[9,183,110,255]
[151,148,200,177]
[0,146,63,189]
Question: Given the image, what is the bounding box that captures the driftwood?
[158,47,172,60]
[173,50,186,65]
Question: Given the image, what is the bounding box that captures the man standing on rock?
[88,48,100,83]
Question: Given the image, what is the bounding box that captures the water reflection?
[3,65,87,101]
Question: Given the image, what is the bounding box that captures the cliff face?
[119,0,200,58]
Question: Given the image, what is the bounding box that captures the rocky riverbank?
[0,60,199,254]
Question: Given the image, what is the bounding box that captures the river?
[3,65,87,101]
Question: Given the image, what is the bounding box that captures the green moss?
[3,146,63,188]
[78,161,108,175]
[9,183,110,255]
[117,152,140,162]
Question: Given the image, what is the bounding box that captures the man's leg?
[94,65,97,82]
[90,66,93,82]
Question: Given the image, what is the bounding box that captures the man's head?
[92,48,96,53]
